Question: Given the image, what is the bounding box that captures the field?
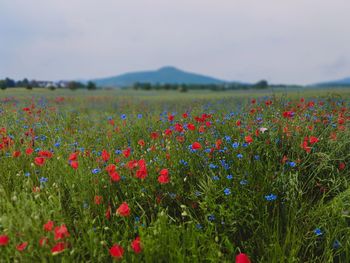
[0,88,349,262]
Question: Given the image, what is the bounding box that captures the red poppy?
[150,132,159,140]
[16,241,28,251]
[339,162,346,171]
[0,235,9,246]
[51,242,67,255]
[12,151,21,158]
[105,206,112,220]
[54,224,70,240]
[244,135,253,144]
[34,157,46,166]
[25,148,34,155]
[138,139,145,147]
[39,237,49,247]
[187,123,196,131]
[158,169,170,184]
[68,152,79,161]
[131,236,142,254]
[70,161,79,169]
[109,244,124,259]
[94,195,103,205]
[123,148,131,158]
[110,171,121,182]
[102,149,110,162]
[309,136,319,144]
[235,253,251,263]
[44,220,54,231]
[116,202,130,217]
[38,150,53,158]
[192,142,202,150]
[182,112,188,118]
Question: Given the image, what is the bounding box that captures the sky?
[0,0,349,84]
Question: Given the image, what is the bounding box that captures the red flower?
[70,161,79,169]
[187,123,196,131]
[51,242,67,255]
[122,148,131,158]
[109,244,124,259]
[138,139,145,147]
[158,169,170,184]
[339,162,346,171]
[25,148,34,155]
[244,135,253,144]
[38,150,53,158]
[192,142,202,150]
[235,253,251,263]
[44,220,54,231]
[0,235,9,246]
[105,206,112,220]
[116,202,130,217]
[309,136,319,144]
[12,151,21,158]
[102,149,110,162]
[94,195,103,205]
[131,236,142,254]
[182,112,188,118]
[34,157,45,166]
[16,241,28,251]
[39,237,49,247]
[68,152,79,161]
[110,171,121,182]
[54,224,70,240]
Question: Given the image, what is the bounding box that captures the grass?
[0,88,349,262]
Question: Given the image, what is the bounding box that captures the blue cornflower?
[115,149,122,154]
[40,177,48,183]
[314,228,323,236]
[54,142,61,147]
[120,114,127,120]
[208,214,215,221]
[92,168,101,174]
[179,160,188,166]
[289,161,296,167]
[240,179,248,185]
[265,194,277,201]
[209,163,218,169]
[212,176,220,181]
[196,223,203,230]
[137,114,143,119]
[254,155,260,160]
[237,153,243,159]
[24,172,30,177]
[232,142,239,149]
[224,188,231,195]
[226,174,233,180]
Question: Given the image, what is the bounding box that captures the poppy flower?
[131,236,142,254]
[38,150,53,158]
[70,161,79,169]
[94,195,103,205]
[109,244,124,259]
[138,139,145,147]
[122,148,131,158]
[235,253,251,263]
[339,162,346,171]
[16,241,28,251]
[158,169,170,184]
[12,151,21,158]
[34,157,45,166]
[39,237,49,247]
[244,135,253,144]
[187,123,196,131]
[54,224,70,240]
[25,148,34,155]
[44,220,54,231]
[68,152,79,161]
[192,142,202,150]
[51,242,67,255]
[110,171,121,182]
[101,149,110,162]
[0,235,9,246]
[116,202,130,217]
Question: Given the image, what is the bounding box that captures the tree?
[87,81,97,90]
[68,81,85,90]
[0,80,7,90]
[4,78,16,88]
[254,80,268,89]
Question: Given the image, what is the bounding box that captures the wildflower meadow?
[0,89,349,262]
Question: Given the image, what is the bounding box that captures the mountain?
[92,66,226,87]
[313,77,350,87]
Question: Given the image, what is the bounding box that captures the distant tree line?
[132,80,270,92]
[0,78,97,91]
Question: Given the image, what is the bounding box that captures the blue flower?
[265,194,277,201]
[196,223,203,230]
[314,228,323,236]
[208,214,215,221]
[137,114,143,119]
[240,179,248,185]
[212,176,220,181]
[226,174,233,180]
[224,188,231,195]
[92,168,101,174]
[209,163,218,169]
[232,142,239,149]
[25,172,31,177]
[289,161,296,167]
[40,177,48,183]
[237,153,243,159]
[120,114,127,120]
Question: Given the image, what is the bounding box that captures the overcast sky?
[0,0,349,84]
